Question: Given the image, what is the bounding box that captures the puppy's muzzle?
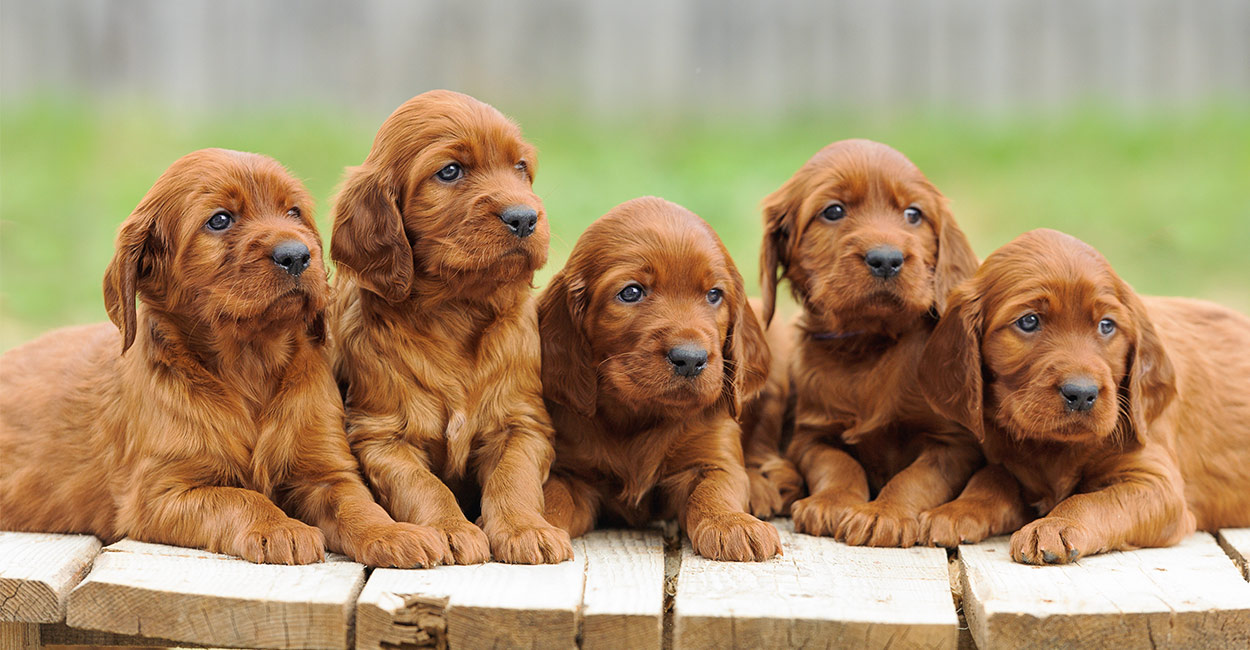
[864,245,904,280]
[272,240,311,277]
[667,344,708,378]
[500,205,539,239]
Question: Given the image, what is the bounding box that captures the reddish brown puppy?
[0,149,435,567]
[919,228,1250,563]
[760,139,982,547]
[539,197,781,561]
[329,90,571,565]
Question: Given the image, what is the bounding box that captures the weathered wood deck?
[2,522,1249,650]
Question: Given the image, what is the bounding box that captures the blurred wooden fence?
[1,0,1247,115]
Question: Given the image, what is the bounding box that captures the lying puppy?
[759,139,982,547]
[329,90,571,564]
[539,197,781,562]
[0,149,434,566]
[920,228,1250,563]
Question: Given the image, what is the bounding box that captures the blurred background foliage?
[2,1,1248,350]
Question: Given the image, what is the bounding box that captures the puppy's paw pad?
[919,502,995,548]
[690,512,782,562]
[438,519,491,565]
[1009,517,1092,565]
[836,503,920,547]
[790,493,859,537]
[238,519,326,565]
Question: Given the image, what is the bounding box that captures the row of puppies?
[2,90,1247,568]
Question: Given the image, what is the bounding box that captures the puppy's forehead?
[159,148,309,210]
[582,197,730,285]
[374,91,530,165]
[981,229,1121,312]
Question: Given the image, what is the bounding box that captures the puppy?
[919,228,1250,563]
[329,90,571,564]
[0,149,436,567]
[539,197,781,562]
[759,139,981,547]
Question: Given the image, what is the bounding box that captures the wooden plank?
[356,539,585,650]
[960,533,1250,649]
[65,539,365,649]
[673,520,958,650]
[1218,528,1250,580]
[580,530,665,650]
[38,621,199,647]
[0,622,40,650]
[0,532,101,623]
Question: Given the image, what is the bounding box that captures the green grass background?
[2,99,1248,350]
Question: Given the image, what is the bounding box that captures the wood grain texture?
[0,622,40,649]
[1218,528,1250,580]
[355,530,665,650]
[64,539,365,649]
[673,520,958,650]
[580,530,665,650]
[0,532,101,623]
[960,534,1250,649]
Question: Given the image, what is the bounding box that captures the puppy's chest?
[796,349,930,443]
[990,441,1086,515]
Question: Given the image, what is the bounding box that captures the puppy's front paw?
[1010,516,1097,565]
[835,502,921,547]
[489,520,574,564]
[790,492,862,537]
[355,522,450,568]
[747,467,785,519]
[235,518,326,565]
[690,512,782,561]
[920,500,1016,548]
[762,458,805,515]
[435,518,490,565]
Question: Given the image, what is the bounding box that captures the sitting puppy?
[329,90,571,564]
[919,228,1250,563]
[539,197,781,562]
[760,139,982,547]
[0,149,435,567]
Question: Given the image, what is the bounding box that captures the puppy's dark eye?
[206,211,233,231]
[1099,318,1116,336]
[515,161,528,174]
[904,206,923,225]
[287,207,302,220]
[707,288,723,305]
[617,284,644,303]
[1016,313,1040,333]
[821,203,846,222]
[436,163,463,182]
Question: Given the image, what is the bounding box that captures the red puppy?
[759,139,982,547]
[539,197,781,561]
[920,228,1250,562]
[329,90,571,565]
[0,149,434,566]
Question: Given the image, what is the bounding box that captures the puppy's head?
[539,197,769,420]
[103,148,326,353]
[760,139,977,334]
[919,229,1176,447]
[330,90,547,302]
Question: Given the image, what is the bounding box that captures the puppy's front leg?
[542,473,601,539]
[667,430,781,562]
[835,439,982,547]
[787,424,871,538]
[352,433,490,565]
[119,462,325,565]
[1010,450,1193,564]
[920,464,1033,547]
[477,417,573,564]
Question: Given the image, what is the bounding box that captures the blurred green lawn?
[2,99,1248,350]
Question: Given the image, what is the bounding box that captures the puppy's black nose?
[500,205,538,238]
[272,240,311,277]
[667,344,708,378]
[865,246,905,279]
[1060,380,1099,412]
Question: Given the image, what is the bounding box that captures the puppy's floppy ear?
[919,282,985,440]
[759,181,800,326]
[103,203,162,354]
[1115,280,1176,447]
[931,198,979,315]
[539,268,597,417]
[723,267,771,420]
[330,165,413,303]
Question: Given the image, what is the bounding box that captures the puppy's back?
[0,322,122,537]
[1147,296,1250,529]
